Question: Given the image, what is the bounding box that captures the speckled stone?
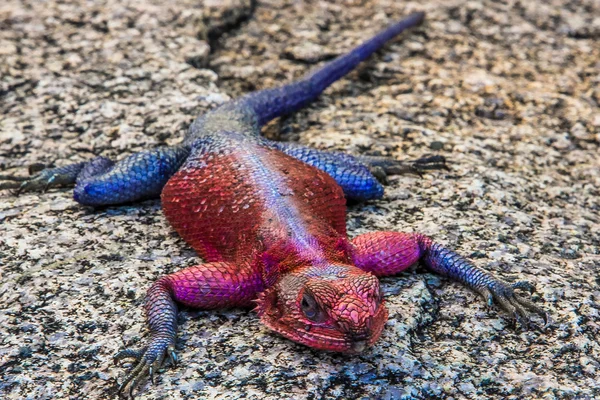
[1,0,599,399]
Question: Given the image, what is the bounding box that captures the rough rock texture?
[1,0,599,399]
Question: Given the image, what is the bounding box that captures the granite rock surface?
[1,0,599,399]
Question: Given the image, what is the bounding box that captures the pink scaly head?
[256,264,388,353]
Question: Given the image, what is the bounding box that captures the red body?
[162,142,349,279]
[160,139,390,351]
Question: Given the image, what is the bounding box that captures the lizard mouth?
[260,302,389,353]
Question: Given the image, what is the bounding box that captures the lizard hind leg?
[269,142,447,201]
[71,146,190,207]
[1,146,190,207]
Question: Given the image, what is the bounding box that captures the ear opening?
[255,287,281,319]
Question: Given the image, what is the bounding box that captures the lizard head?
[256,264,388,352]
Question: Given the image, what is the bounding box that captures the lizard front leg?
[114,262,263,398]
[271,141,385,201]
[271,142,448,201]
[351,231,548,327]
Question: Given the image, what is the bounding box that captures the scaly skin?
[0,12,548,398]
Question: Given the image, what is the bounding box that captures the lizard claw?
[0,181,22,192]
[381,154,448,176]
[0,164,48,192]
[18,170,61,194]
[0,163,84,195]
[411,154,449,171]
[359,154,448,182]
[0,173,28,192]
[0,174,29,182]
[168,349,178,367]
[484,279,548,331]
[0,170,56,194]
[115,335,176,398]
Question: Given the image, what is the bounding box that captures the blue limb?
[234,12,425,126]
[417,235,549,329]
[270,142,448,201]
[270,142,384,201]
[73,146,189,206]
[2,146,189,207]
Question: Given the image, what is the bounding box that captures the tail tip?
[410,11,426,24]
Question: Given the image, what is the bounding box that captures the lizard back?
[161,133,349,270]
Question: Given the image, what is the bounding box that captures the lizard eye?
[301,292,321,321]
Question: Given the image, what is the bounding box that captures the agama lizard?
[0,11,547,398]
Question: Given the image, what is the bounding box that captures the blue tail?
[237,12,425,126]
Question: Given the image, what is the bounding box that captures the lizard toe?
[0,172,32,193]
[512,280,535,293]
[411,154,448,171]
[366,154,447,177]
[4,171,57,195]
[116,335,175,398]
[0,181,22,191]
[487,279,547,330]
[113,347,147,365]
[369,166,390,184]
[168,347,178,367]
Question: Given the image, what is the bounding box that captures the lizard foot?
[114,335,177,399]
[0,163,82,195]
[360,154,448,183]
[479,279,550,330]
[410,155,448,172]
[382,154,448,177]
